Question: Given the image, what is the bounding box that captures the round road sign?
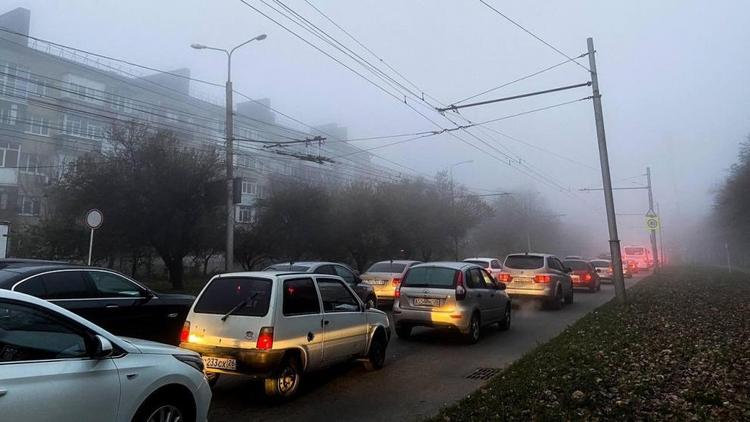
[645,216,659,231]
[85,209,103,229]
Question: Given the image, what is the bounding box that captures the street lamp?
[191,34,267,272]
[448,160,473,260]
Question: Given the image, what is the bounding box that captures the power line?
[477,0,590,72]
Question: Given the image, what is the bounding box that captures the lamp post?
[449,160,473,260]
[191,34,267,272]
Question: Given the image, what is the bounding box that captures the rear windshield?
[194,277,272,317]
[504,255,544,269]
[624,248,644,255]
[265,264,311,272]
[464,260,489,268]
[367,262,407,273]
[564,260,589,271]
[590,260,610,268]
[402,267,457,288]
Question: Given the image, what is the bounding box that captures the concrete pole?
[646,167,660,271]
[657,201,665,266]
[587,37,626,303]
[225,58,235,272]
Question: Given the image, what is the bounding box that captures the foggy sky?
[6,0,749,256]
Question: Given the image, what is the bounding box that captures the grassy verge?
[432,266,750,421]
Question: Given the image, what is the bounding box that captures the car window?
[283,278,321,316]
[316,265,337,275]
[316,279,360,313]
[40,271,94,299]
[265,264,311,272]
[504,255,545,269]
[402,267,456,288]
[464,260,489,268]
[490,260,501,269]
[563,261,589,271]
[480,270,495,286]
[366,262,407,273]
[0,301,89,362]
[333,265,356,284]
[551,258,565,271]
[87,271,143,298]
[193,277,272,317]
[466,268,486,289]
[14,276,46,297]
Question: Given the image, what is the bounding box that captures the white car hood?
[121,337,198,356]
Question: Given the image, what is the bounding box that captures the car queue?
[0,252,634,420]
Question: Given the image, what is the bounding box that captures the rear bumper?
[506,286,552,299]
[179,342,286,378]
[392,308,472,333]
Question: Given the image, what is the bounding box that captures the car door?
[466,268,493,323]
[315,277,367,365]
[480,269,505,321]
[333,264,368,302]
[0,299,120,422]
[84,270,156,340]
[278,277,324,371]
[549,257,571,295]
[15,270,103,326]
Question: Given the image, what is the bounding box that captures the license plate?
[203,356,237,370]
[414,297,440,306]
[571,275,580,282]
[364,279,386,285]
[514,277,532,283]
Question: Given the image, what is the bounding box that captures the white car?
[0,289,211,422]
[463,257,504,280]
[179,271,391,399]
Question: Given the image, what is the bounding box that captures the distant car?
[463,257,504,280]
[623,246,652,270]
[590,259,632,281]
[564,255,583,260]
[0,258,66,269]
[0,289,211,422]
[179,271,390,399]
[564,259,601,292]
[498,253,574,309]
[0,264,195,345]
[392,262,511,343]
[360,260,421,305]
[264,261,378,309]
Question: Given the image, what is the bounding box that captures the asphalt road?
[208,275,644,421]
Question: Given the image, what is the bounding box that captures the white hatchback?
[0,289,211,422]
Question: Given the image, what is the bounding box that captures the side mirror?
[93,335,113,359]
[497,282,507,291]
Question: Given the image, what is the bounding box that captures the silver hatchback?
[498,253,574,310]
[392,262,511,343]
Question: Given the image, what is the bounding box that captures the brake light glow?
[391,278,401,286]
[180,321,190,343]
[455,270,466,301]
[498,273,512,283]
[256,327,274,350]
[394,285,401,298]
[534,274,551,283]
[582,273,593,282]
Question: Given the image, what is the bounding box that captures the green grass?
[431,266,750,421]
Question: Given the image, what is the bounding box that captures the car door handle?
[105,304,119,309]
[0,389,7,397]
[307,332,315,342]
[323,320,330,326]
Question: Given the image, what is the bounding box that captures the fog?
[7,0,748,259]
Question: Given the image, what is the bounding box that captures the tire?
[395,324,412,340]
[133,394,193,422]
[564,286,574,304]
[264,356,302,400]
[547,287,563,310]
[498,304,511,331]
[206,372,220,388]
[363,333,387,371]
[465,313,481,344]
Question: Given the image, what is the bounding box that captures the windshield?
[194,277,272,317]
[564,260,589,271]
[464,260,490,268]
[590,260,610,268]
[265,264,311,272]
[504,255,544,269]
[402,267,457,288]
[366,262,407,273]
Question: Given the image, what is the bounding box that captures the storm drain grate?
[466,367,501,380]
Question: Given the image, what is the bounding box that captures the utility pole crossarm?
[437,81,592,113]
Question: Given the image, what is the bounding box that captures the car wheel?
[498,304,511,331]
[363,333,387,371]
[134,394,192,422]
[395,324,412,339]
[548,287,563,310]
[465,313,481,344]
[564,284,574,304]
[264,356,302,399]
[206,372,220,388]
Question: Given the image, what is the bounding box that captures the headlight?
[174,354,204,373]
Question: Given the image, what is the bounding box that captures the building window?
[64,115,83,137]
[111,94,134,114]
[27,115,50,136]
[29,77,51,97]
[0,142,20,168]
[241,180,257,195]
[18,196,41,216]
[86,123,104,140]
[19,153,45,175]
[0,62,30,98]
[0,103,18,125]
[0,193,7,210]
[238,206,256,223]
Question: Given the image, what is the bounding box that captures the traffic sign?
[85,209,103,229]
[645,215,659,231]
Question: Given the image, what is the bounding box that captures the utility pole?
[449,160,472,260]
[657,201,665,266]
[587,37,626,303]
[725,241,732,273]
[646,167,660,271]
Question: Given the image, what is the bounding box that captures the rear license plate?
[571,275,580,282]
[414,297,440,306]
[203,357,237,370]
[514,277,532,283]
[364,279,386,285]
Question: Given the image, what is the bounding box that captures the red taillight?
[498,273,512,283]
[394,285,401,298]
[534,274,551,283]
[582,272,593,282]
[391,278,401,286]
[180,321,190,343]
[256,327,274,350]
[455,271,466,300]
